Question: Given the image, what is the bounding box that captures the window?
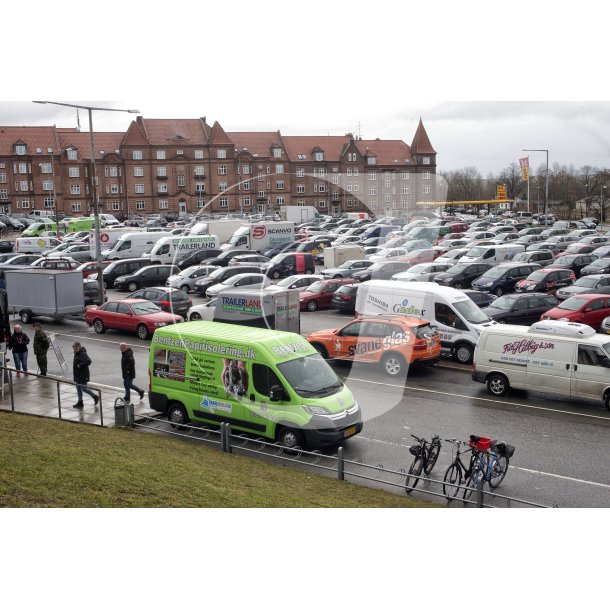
[318,199,326,208]
[158,183,168,193]
[109,166,118,177]
[133,150,143,160]
[318,183,326,193]
[67,149,78,160]
[384,176,391,188]
[368,171,377,181]
[332,191,339,200]
[136,200,145,210]
[178,175,186,187]
[195,149,204,159]
[110,184,119,194]
[72,202,82,212]
[578,345,609,367]
[367,157,376,165]
[423,185,431,195]
[369,186,377,195]
[353,168,359,176]
[41,180,53,191]
[273,148,283,158]
[296,168,305,178]
[276,164,284,174]
[44,197,55,208]
[384,193,391,203]
[347,183,353,192]
[111,201,120,211]
[15,144,26,155]
[216,149,227,159]
[353,183,359,192]
[132,166,144,178]
[423,171,431,180]
[331,174,339,185]
[402,199,409,209]
[176,150,184,156]
[196,182,205,193]
[347,198,353,207]
[135,184,145,194]
[242,164,250,175]
[317,167,326,177]
[197,198,205,208]
[423,157,431,165]
[277,196,285,205]
[0,174,5,184]
[0,189,8,199]
[242,180,251,190]
[156,150,166,160]
[243,196,251,206]
[296,184,305,194]
[219,197,228,207]
[157,166,167,177]
[257,171,264,181]
[347,167,353,176]
[18,163,27,174]
[276,180,285,190]
[70,184,81,195]
[218,165,227,175]
[402,171,410,180]
[252,363,283,397]
[40,163,52,174]
[19,197,29,207]
[314,152,324,161]
[258,189,265,198]
[297,154,306,160]
[194,165,205,176]
[159,199,169,209]
[219,181,228,192]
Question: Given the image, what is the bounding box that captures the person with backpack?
[8,324,30,377]
[33,322,50,376]
[72,342,98,409]
[120,342,144,403]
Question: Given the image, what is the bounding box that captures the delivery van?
[148,321,362,448]
[102,231,171,260]
[460,243,525,264]
[148,235,220,264]
[225,221,295,251]
[15,237,62,254]
[64,218,95,232]
[472,320,610,410]
[22,221,65,237]
[355,280,497,363]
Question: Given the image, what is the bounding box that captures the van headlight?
[303,405,331,415]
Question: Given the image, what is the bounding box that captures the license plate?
[606,330,610,335]
[344,425,358,438]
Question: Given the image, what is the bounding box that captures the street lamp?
[523,148,549,224]
[33,101,140,302]
[601,184,607,225]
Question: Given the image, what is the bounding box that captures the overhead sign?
[496,185,507,200]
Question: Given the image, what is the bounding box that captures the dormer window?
[366,156,377,165]
[314,152,324,162]
[423,157,431,165]
[67,149,78,160]
[272,147,283,158]
[15,144,26,156]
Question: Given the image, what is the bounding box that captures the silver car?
[166,265,220,293]
[321,260,373,279]
[391,262,454,282]
[205,273,272,298]
[265,274,323,292]
[47,244,94,262]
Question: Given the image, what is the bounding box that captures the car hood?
[322,268,343,275]
[306,329,338,341]
[434,272,456,282]
[481,306,512,319]
[140,311,183,322]
[556,286,586,295]
[517,279,538,287]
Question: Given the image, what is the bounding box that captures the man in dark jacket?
[33,322,50,376]
[72,342,98,408]
[9,324,30,377]
[120,342,144,403]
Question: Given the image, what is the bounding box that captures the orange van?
[306,315,441,376]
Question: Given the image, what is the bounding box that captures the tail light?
[413,340,427,351]
[159,300,170,307]
[342,295,353,300]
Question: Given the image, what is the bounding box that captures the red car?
[541,294,610,330]
[77,260,111,278]
[299,278,354,311]
[85,298,183,340]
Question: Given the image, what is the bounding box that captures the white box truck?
[224,222,296,251]
[284,206,320,223]
[355,280,497,363]
[148,235,220,264]
[102,231,172,260]
[186,220,247,242]
[323,245,364,268]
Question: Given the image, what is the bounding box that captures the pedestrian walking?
[33,322,50,376]
[72,342,98,409]
[120,342,144,403]
[8,324,29,377]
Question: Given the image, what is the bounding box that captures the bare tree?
[499,162,526,209]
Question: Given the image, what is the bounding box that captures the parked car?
[526,242,561,256]
[176,248,223,270]
[31,257,79,270]
[552,254,598,278]
[265,274,324,293]
[229,254,270,267]
[165,265,220,293]
[3,254,41,265]
[126,286,192,316]
[264,252,316,278]
[321,259,374,279]
[518,227,545,237]
[330,283,360,313]
[193,264,264,296]
[93,257,152,289]
[563,243,597,255]
[581,217,599,228]
[76,260,112,278]
[433,262,492,289]
[580,257,610,277]
[205,273,271,298]
[299,278,354,311]
[541,294,610,330]
[511,250,555,268]
[482,293,559,325]
[113,264,180,292]
[352,260,413,282]
[555,274,610,300]
[434,247,469,265]
[85,298,182,339]
[0,240,14,253]
[48,243,94,262]
[392,262,455,282]
[261,242,301,259]
[577,235,608,247]
[187,298,218,321]
[206,249,257,267]
[515,267,576,295]
[471,262,541,297]
[399,248,440,265]
[515,234,545,247]
[461,289,495,308]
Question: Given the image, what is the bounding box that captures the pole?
[545,150,549,225]
[526,156,530,214]
[88,109,105,304]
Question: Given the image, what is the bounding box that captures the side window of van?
[252,363,283,397]
[578,345,608,367]
[483,249,495,259]
[118,240,131,251]
[435,303,456,327]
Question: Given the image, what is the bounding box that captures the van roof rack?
[528,321,596,337]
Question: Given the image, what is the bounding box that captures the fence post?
[220,423,227,452]
[128,403,135,428]
[56,379,62,419]
[337,446,345,481]
[476,476,485,508]
[8,368,14,412]
[98,390,103,427]
[225,423,232,454]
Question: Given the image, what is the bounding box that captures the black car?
[471,262,541,296]
[83,279,103,306]
[511,250,555,268]
[264,252,315,278]
[114,264,180,292]
[461,289,495,308]
[555,274,610,300]
[127,286,191,316]
[482,293,559,325]
[176,248,223,270]
[331,284,359,313]
[352,261,412,282]
[433,263,492,289]
[98,257,153,288]
[515,267,576,294]
[552,254,598,278]
[193,264,263,296]
[205,249,257,267]
[262,242,301,258]
[0,240,14,253]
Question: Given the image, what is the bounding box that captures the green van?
[149,321,362,449]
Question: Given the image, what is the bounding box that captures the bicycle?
[442,438,482,500]
[405,434,441,493]
[462,436,515,502]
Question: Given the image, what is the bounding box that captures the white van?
[102,231,171,260]
[460,243,525,264]
[355,280,497,363]
[15,237,62,254]
[516,211,534,225]
[473,320,610,410]
[148,235,220,264]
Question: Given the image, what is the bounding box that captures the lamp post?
[601,184,607,225]
[523,148,549,224]
[33,101,140,302]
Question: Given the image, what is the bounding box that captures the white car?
[187,298,217,321]
[205,273,272,298]
[331,235,361,247]
[166,265,219,293]
[265,274,323,292]
[392,262,455,282]
[368,247,409,262]
[435,247,469,265]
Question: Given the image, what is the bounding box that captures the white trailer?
[224,221,295,251]
[148,235,220,264]
[185,220,247,242]
[284,206,320,223]
[323,245,364,268]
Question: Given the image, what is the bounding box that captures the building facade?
[0,117,436,218]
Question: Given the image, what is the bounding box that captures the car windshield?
[453,299,490,324]
[278,353,343,398]
[368,263,385,272]
[512,253,529,262]
[480,267,508,279]
[466,246,486,257]
[277,276,300,287]
[590,258,610,267]
[304,281,323,293]
[558,297,586,311]
[527,270,548,281]
[130,302,162,315]
[491,296,517,310]
[446,263,470,275]
[408,264,428,273]
[374,249,391,257]
[574,277,598,288]
[554,257,575,265]
[209,267,226,280]
[338,261,354,269]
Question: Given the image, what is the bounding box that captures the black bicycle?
[442,438,479,500]
[462,439,515,501]
[405,434,442,493]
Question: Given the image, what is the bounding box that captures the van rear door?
[572,343,610,399]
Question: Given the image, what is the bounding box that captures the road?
[16,286,610,508]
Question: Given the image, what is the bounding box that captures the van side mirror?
[269,385,286,402]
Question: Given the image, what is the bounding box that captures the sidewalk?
[0,371,159,427]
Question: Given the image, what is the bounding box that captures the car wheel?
[494,287,504,297]
[168,402,190,430]
[453,282,463,290]
[306,300,318,312]
[333,274,342,279]
[487,373,510,397]
[128,281,139,292]
[19,310,32,324]
[381,353,406,377]
[93,318,106,334]
[136,324,150,340]
[180,285,190,293]
[190,312,202,321]
[277,426,304,450]
[311,343,328,359]
[454,342,474,364]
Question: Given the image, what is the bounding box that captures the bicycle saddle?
[469,435,481,443]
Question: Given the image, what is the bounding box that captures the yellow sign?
[497,186,507,200]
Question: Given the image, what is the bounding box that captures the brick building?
[0,117,436,218]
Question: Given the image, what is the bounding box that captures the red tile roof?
[228,131,283,158]
[57,131,124,160]
[0,126,64,156]
[411,119,436,154]
[133,118,210,146]
[281,135,351,161]
[122,119,150,146]
[208,121,233,146]
[355,139,415,165]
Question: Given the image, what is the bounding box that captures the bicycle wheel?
[463,468,483,503]
[489,455,509,489]
[442,464,463,500]
[424,443,441,476]
[405,457,424,493]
